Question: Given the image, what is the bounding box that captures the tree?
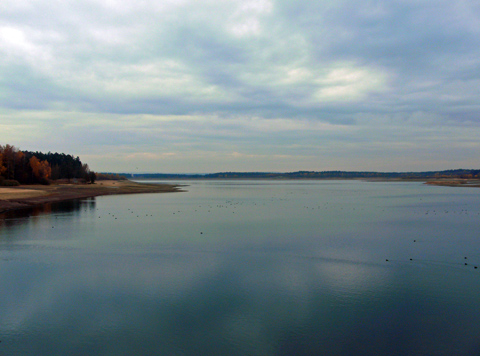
[81,163,90,183]
[88,171,97,184]
[29,156,51,183]
[51,164,61,180]
[1,144,93,184]
[14,150,28,183]
[0,144,17,180]
[0,152,6,177]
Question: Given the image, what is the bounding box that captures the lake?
[1,180,480,355]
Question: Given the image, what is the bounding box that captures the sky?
[1,0,479,173]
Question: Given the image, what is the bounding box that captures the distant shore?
[361,177,480,186]
[2,178,479,215]
[424,178,480,188]
[0,180,182,214]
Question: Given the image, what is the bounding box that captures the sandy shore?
[0,180,182,213]
[425,179,480,187]
[363,177,480,187]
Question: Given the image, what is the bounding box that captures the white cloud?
[314,65,387,102]
[228,0,273,37]
[0,26,54,65]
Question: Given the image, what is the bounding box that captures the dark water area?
[1,180,480,355]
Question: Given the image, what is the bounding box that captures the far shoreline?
[0,179,183,214]
[136,176,480,187]
[2,177,479,215]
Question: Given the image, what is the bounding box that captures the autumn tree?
[23,151,84,181]
[1,144,94,185]
[29,156,52,184]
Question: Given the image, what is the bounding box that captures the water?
[1,180,480,355]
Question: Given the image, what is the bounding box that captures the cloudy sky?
[1,0,479,173]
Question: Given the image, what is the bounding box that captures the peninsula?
[0,180,181,213]
[0,144,181,213]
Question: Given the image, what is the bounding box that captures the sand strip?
[0,180,182,213]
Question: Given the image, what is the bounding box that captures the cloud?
[1,0,479,171]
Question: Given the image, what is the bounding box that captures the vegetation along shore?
[2,143,479,213]
[0,144,180,213]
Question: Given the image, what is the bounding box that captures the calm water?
[1,180,480,355]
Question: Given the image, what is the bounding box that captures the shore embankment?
[363,177,480,187]
[0,180,182,213]
[424,179,480,188]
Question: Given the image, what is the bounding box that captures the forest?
[0,144,95,185]
[126,169,480,180]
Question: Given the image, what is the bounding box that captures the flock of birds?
[41,191,480,271]
[385,242,479,270]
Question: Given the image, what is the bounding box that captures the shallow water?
[1,180,480,355]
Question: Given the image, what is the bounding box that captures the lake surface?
[1,180,480,355]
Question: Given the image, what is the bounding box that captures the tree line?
[127,169,480,180]
[0,144,96,185]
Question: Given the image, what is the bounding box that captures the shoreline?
[0,180,183,214]
[137,176,480,187]
[2,177,478,215]
[423,178,480,187]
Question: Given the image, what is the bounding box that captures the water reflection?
[1,181,480,355]
[2,250,479,355]
[0,198,96,238]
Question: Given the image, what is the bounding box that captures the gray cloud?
[1,0,480,172]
